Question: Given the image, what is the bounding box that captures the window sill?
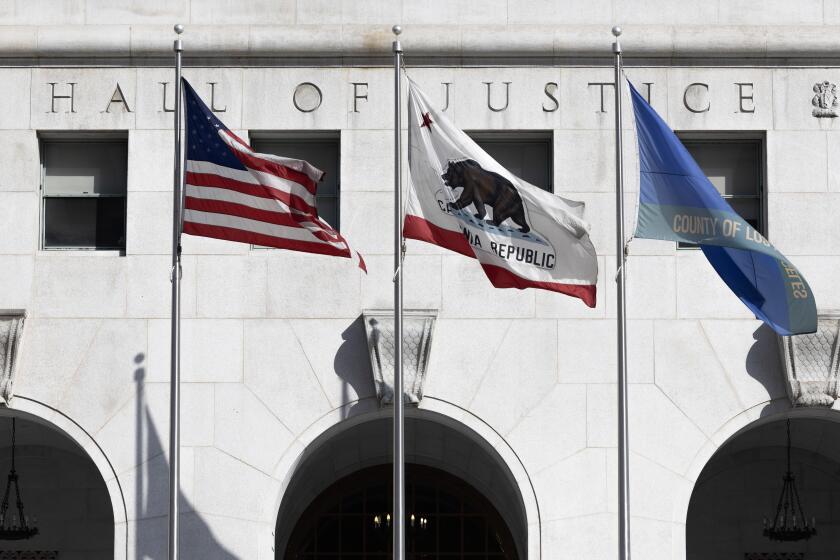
[37,249,125,257]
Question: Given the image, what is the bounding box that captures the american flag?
[181,79,365,271]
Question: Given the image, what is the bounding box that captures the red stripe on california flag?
[480,263,597,308]
[403,215,473,258]
[231,150,319,194]
[186,171,318,215]
[184,197,343,244]
[183,221,352,259]
[404,215,595,307]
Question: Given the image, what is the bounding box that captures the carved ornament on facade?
[0,311,26,406]
[812,81,838,118]
[362,310,437,406]
[778,313,840,407]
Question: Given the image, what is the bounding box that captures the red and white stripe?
[183,130,366,270]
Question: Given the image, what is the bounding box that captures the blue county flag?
[404,81,599,307]
[181,79,366,271]
[629,81,816,335]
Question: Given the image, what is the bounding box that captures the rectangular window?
[470,131,553,193]
[250,132,340,229]
[40,135,128,250]
[677,135,765,248]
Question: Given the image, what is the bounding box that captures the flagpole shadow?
[133,353,237,560]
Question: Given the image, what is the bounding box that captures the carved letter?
[208,82,226,112]
[543,82,559,112]
[683,83,710,113]
[643,82,654,104]
[735,82,755,113]
[48,82,76,113]
[587,82,614,113]
[160,82,174,112]
[484,81,511,112]
[293,82,322,113]
[104,83,132,113]
[352,82,368,113]
[441,82,451,112]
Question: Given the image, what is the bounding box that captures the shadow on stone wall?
[334,317,376,419]
[133,353,237,560]
[745,324,789,417]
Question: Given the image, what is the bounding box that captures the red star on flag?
[420,112,434,129]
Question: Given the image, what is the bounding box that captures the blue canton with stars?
[183,79,247,171]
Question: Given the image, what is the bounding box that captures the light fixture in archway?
[0,417,38,540]
[763,419,816,542]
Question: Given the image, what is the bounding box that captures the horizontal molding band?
[1,24,840,60]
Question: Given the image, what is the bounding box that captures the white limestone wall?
[0,0,838,27]
[0,61,837,560]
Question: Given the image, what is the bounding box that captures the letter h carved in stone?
[48,82,76,113]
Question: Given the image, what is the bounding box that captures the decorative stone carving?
[0,311,26,406]
[362,310,437,406]
[778,313,840,407]
[811,81,838,118]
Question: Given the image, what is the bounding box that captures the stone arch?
[0,395,128,560]
[680,403,840,560]
[270,396,541,559]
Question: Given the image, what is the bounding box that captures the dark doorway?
[285,464,519,560]
[0,414,114,559]
[687,416,840,560]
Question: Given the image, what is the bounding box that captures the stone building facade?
[0,2,839,559]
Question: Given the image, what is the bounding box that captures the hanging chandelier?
[0,418,38,540]
[372,512,429,530]
[763,419,816,542]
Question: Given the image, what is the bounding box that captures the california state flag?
[404,81,599,307]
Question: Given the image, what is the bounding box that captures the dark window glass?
[251,137,340,229]
[678,138,764,248]
[438,516,461,553]
[341,515,364,551]
[463,516,486,552]
[43,197,126,249]
[472,134,552,193]
[41,139,127,250]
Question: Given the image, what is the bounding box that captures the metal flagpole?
[612,25,632,560]
[168,23,185,560]
[391,24,405,560]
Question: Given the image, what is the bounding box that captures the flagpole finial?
[173,24,184,52]
[612,26,622,37]
[392,25,403,53]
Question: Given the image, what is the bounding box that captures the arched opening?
[275,411,529,560]
[286,464,518,559]
[687,414,840,560]
[0,410,115,559]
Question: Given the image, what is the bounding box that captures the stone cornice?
[1,24,840,61]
